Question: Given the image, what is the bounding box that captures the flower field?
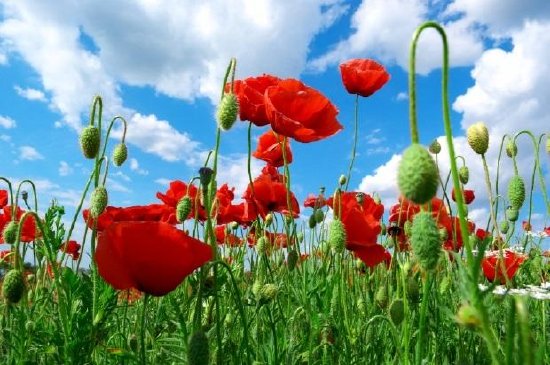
[0,21,549,365]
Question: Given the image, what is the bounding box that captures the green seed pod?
[79,125,101,159]
[308,214,317,229]
[90,186,108,218]
[411,212,442,272]
[287,249,298,271]
[507,175,525,210]
[314,209,324,223]
[356,192,365,205]
[389,299,405,326]
[260,283,278,302]
[505,139,517,158]
[466,122,489,155]
[398,144,439,205]
[252,280,263,298]
[407,277,420,304]
[188,330,209,365]
[112,143,128,167]
[329,220,347,253]
[500,220,509,234]
[2,269,25,304]
[176,197,192,222]
[255,236,269,255]
[216,93,239,131]
[428,139,441,154]
[458,166,470,185]
[375,285,388,309]
[506,206,519,222]
[2,221,18,245]
[456,304,481,329]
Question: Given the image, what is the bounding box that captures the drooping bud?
[505,139,517,158]
[410,212,441,272]
[466,122,489,155]
[2,269,25,304]
[458,166,469,185]
[79,125,101,159]
[500,220,509,234]
[389,299,405,326]
[216,93,239,131]
[507,175,525,210]
[2,221,18,245]
[188,330,209,365]
[428,139,441,154]
[176,197,192,222]
[90,186,108,218]
[506,206,519,222]
[398,144,439,205]
[198,167,214,188]
[338,174,347,186]
[112,143,128,167]
[328,220,347,253]
[265,213,273,226]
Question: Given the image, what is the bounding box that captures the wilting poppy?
[451,188,475,205]
[253,129,293,167]
[264,79,343,143]
[0,190,7,208]
[96,222,212,296]
[61,240,81,260]
[481,249,526,284]
[229,74,281,126]
[339,59,390,97]
[0,206,39,243]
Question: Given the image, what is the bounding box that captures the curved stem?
[344,95,359,191]
[15,180,38,212]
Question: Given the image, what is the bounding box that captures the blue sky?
[0,0,549,248]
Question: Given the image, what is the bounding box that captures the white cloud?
[19,145,44,160]
[358,153,401,207]
[113,171,131,182]
[106,177,131,193]
[154,178,171,186]
[58,161,73,176]
[14,85,47,102]
[396,92,408,101]
[0,134,11,142]
[216,154,263,197]
[309,0,483,74]
[129,157,148,175]
[0,115,16,129]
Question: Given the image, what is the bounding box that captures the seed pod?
[329,220,346,253]
[79,125,101,159]
[398,144,439,205]
[176,197,192,222]
[2,269,25,304]
[507,175,525,210]
[505,139,517,158]
[389,299,405,326]
[466,122,489,155]
[458,166,470,185]
[428,139,441,154]
[112,143,128,167]
[188,330,209,365]
[2,221,18,245]
[411,212,442,272]
[216,93,239,131]
[90,186,108,218]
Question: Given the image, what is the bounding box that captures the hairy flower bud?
[329,220,347,253]
[411,212,441,271]
[500,220,509,234]
[506,206,519,222]
[458,166,469,185]
[507,175,525,210]
[90,186,108,218]
[505,139,517,158]
[398,144,439,205]
[188,330,209,365]
[256,236,269,255]
[2,221,18,245]
[216,93,239,131]
[112,143,128,167]
[428,139,441,154]
[375,285,388,309]
[466,122,489,155]
[79,125,101,159]
[389,299,405,326]
[260,283,279,302]
[176,197,192,222]
[2,269,25,304]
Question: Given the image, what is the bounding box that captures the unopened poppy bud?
[314,209,324,223]
[456,304,481,329]
[216,93,239,131]
[500,220,509,234]
[308,214,317,229]
[389,299,405,326]
[329,220,346,253]
[398,144,439,205]
[2,269,25,304]
[458,166,469,184]
[2,221,18,245]
[90,186,108,218]
[466,122,489,155]
[79,125,101,159]
[260,283,278,302]
[506,206,519,222]
[21,190,28,202]
[188,330,209,365]
[505,139,517,158]
[256,236,269,255]
[375,285,388,308]
[198,167,214,188]
[176,197,192,222]
[356,192,364,205]
[230,221,239,230]
[411,212,441,272]
[407,277,420,304]
[112,143,128,167]
[265,213,273,226]
[252,280,263,298]
[287,249,298,271]
[338,174,347,186]
[507,175,525,210]
[429,139,441,154]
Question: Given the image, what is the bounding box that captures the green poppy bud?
[389,299,405,326]
[216,93,239,131]
[2,269,25,304]
[458,166,469,185]
[329,220,346,253]
[411,212,442,272]
[112,143,128,167]
[375,285,388,309]
[505,139,517,158]
[428,139,441,154]
[259,283,278,302]
[500,220,509,234]
[265,213,273,226]
[90,186,108,218]
[256,236,269,255]
[338,174,347,186]
[2,221,18,245]
[398,144,439,205]
[188,330,209,365]
[314,209,324,223]
[79,125,101,159]
[506,206,519,222]
[176,197,192,222]
[308,214,317,229]
[466,122,489,155]
[456,304,481,329]
[507,175,525,210]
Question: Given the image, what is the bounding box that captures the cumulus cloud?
[14,85,47,102]
[58,161,73,176]
[0,115,16,128]
[129,158,148,176]
[19,145,44,160]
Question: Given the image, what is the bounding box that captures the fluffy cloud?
[58,161,73,176]
[129,158,148,176]
[0,115,16,128]
[14,85,47,102]
[19,146,44,160]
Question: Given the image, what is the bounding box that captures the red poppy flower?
[451,188,475,205]
[83,204,177,232]
[156,180,205,220]
[242,167,300,220]
[213,184,249,225]
[481,249,526,284]
[0,190,7,208]
[96,222,212,296]
[252,129,293,167]
[354,244,391,268]
[229,74,281,126]
[303,193,327,209]
[61,240,81,260]
[327,191,384,251]
[264,79,343,143]
[339,59,390,97]
[0,206,39,243]
[215,225,242,247]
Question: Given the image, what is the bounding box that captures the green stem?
[344,95,359,191]
[481,155,501,237]
[415,275,431,365]
[140,294,149,365]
